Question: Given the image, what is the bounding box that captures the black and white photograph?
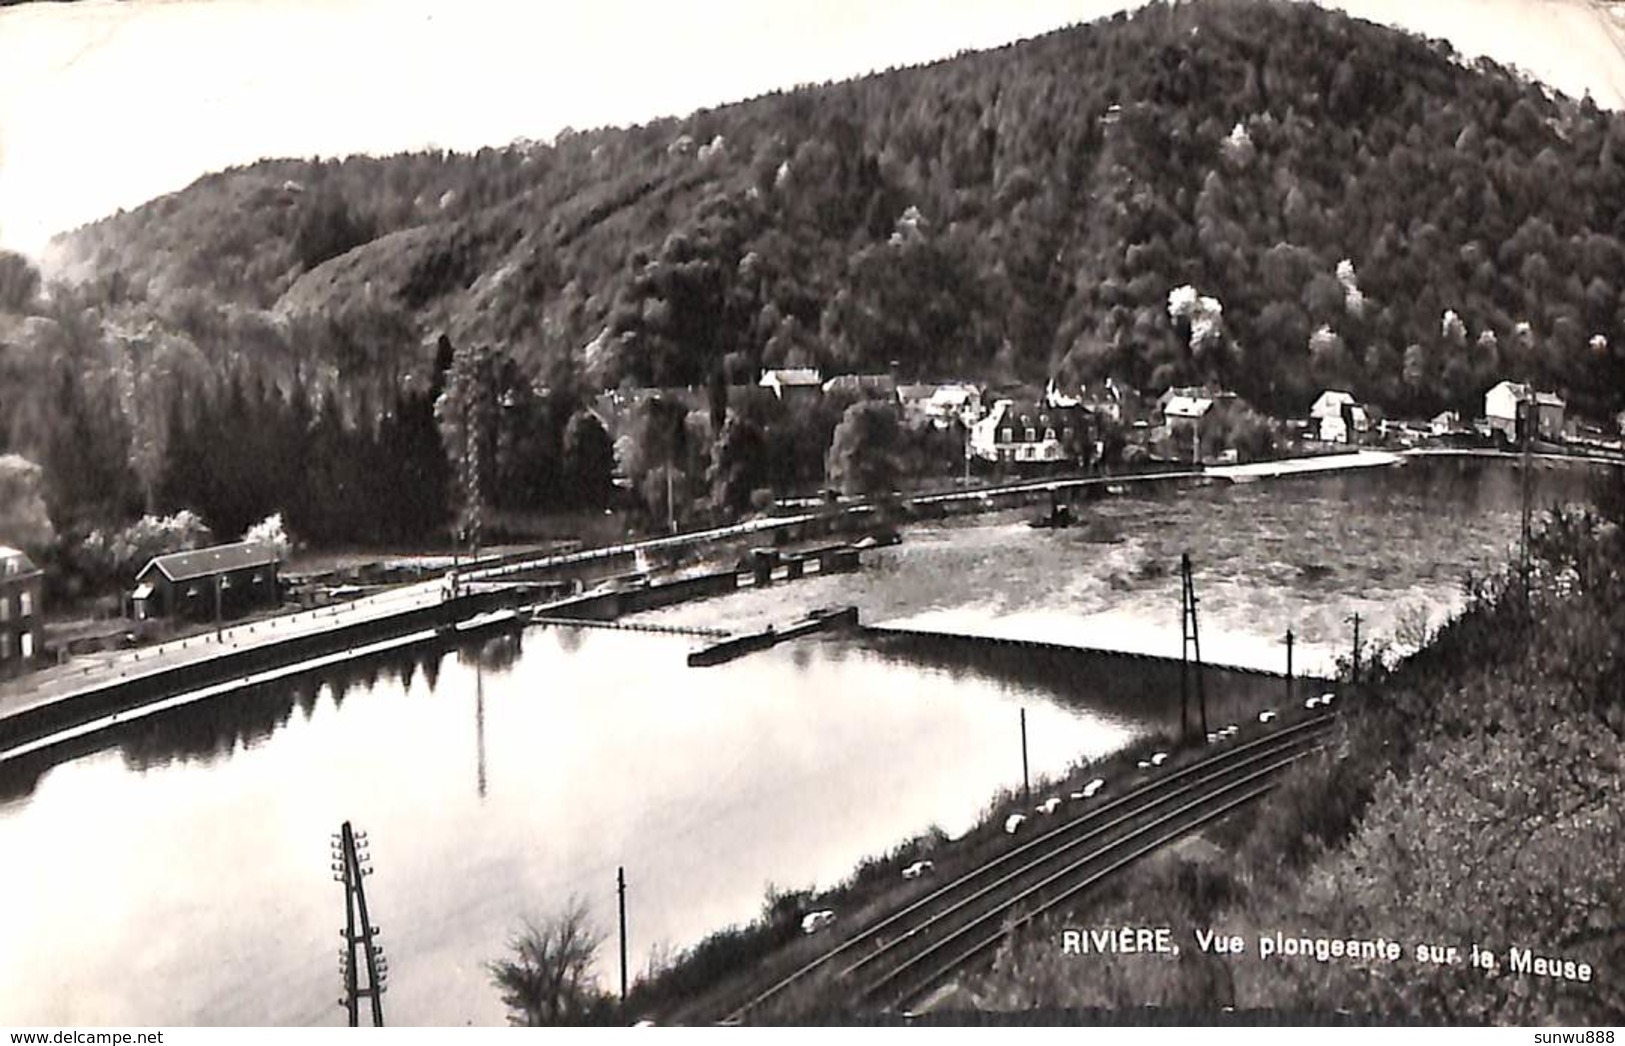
[1,0,1623,1031]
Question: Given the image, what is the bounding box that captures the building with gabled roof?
[1309,390,1371,444]
[1076,378,1140,425]
[821,373,896,400]
[758,368,823,403]
[133,541,281,622]
[969,399,1092,466]
[1485,380,1565,442]
[896,382,983,429]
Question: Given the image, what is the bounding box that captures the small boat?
[455,608,522,634]
[854,528,902,549]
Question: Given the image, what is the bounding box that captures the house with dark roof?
[0,546,44,674]
[1076,378,1141,426]
[132,542,281,622]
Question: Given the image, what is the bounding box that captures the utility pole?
[475,657,487,800]
[1179,553,1208,740]
[617,867,629,1005]
[460,360,485,571]
[1348,612,1362,685]
[1520,395,1534,603]
[1020,708,1031,805]
[332,821,388,1027]
[1285,628,1295,706]
[468,407,483,564]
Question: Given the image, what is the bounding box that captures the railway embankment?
[629,698,1340,1025]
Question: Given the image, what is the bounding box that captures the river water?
[0,456,1600,1026]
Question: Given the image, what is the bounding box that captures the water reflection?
[0,625,1130,1026]
[0,634,527,808]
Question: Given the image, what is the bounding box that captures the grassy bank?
[958,484,1625,1024]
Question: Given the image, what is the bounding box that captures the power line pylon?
[1179,552,1208,741]
[332,821,389,1027]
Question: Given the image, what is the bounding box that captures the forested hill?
[28,0,1625,427]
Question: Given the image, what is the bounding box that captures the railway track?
[715,712,1336,1023]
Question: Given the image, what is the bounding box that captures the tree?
[292,191,377,273]
[641,464,690,530]
[1308,325,1351,379]
[434,342,502,541]
[487,899,615,1026]
[0,454,55,552]
[561,410,615,509]
[825,401,901,496]
[242,512,292,560]
[1402,342,1430,395]
[86,510,213,586]
[708,413,767,515]
[623,397,689,491]
[0,250,41,313]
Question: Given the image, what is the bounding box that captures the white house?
[924,384,983,428]
[1431,411,1463,437]
[1484,380,1565,441]
[896,382,982,429]
[1164,395,1213,425]
[1159,395,1213,460]
[1310,390,1368,444]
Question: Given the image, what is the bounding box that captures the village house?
[969,399,1091,465]
[895,383,937,420]
[1484,380,1565,442]
[1076,378,1141,426]
[1160,393,1214,460]
[758,368,823,405]
[1431,410,1464,437]
[0,546,44,674]
[897,382,983,429]
[132,542,281,623]
[1309,389,1371,444]
[1153,384,1235,427]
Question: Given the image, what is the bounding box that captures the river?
[0,455,1601,1026]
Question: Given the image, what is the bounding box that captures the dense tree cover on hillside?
[7,0,1625,566]
[41,0,1625,420]
[969,469,1625,1024]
